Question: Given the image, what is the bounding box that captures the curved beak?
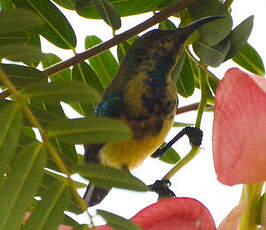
[177,15,224,42]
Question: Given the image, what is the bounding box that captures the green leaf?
[171,51,186,82]
[78,164,148,191]
[13,0,77,49]
[51,0,76,9]
[193,37,231,67]
[0,142,46,230]
[0,43,44,63]
[76,0,165,18]
[38,170,84,214]
[0,103,22,179]
[188,0,232,46]
[17,133,37,150]
[0,0,15,10]
[0,31,29,46]
[175,53,195,97]
[97,209,141,230]
[68,102,95,117]
[41,169,86,191]
[232,43,265,76]
[0,100,63,129]
[47,116,132,144]
[72,62,104,93]
[27,105,62,128]
[23,127,37,139]
[116,36,138,63]
[62,214,81,228]
[40,102,66,116]
[173,122,194,127]
[90,0,121,30]
[158,19,177,30]
[42,53,71,81]
[23,182,70,230]
[71,62,104,116]
[46,137,77,173]
[22,81,101,104]
[158,143,180,164]
[207,73,220,95]
[85,35,118,88]
[225,16,254,60]
[0,64,47,87]
[26,32,42,67]
[117,41,131,63]
[0,9,44,34]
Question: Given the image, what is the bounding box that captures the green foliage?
[158,142,181,164]
[0,0,264,229]
[22,81,101,104]
[0,143,46,230]
[78,164,148,191]
[97,209,141,230]
[76,0,166,18]
[90,0,121,30]
[232,43,265,76]
[0,103,22,178]
[47,116,132,144]
[188,0,233,45]
[0,44,44,64]
[0,8,43,67]
[22,182,70,230]
[85,35,118,88]
[42,53,72,81]
[0,64,47,87]
[13,0,77,49]
[174,52,196,97]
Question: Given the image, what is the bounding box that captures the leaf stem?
[176,102,214,115]
[0,68,88,212]
[239,183,263,230]
[162,146,201,180]
[224,0,234,10]
[163,62,210,180]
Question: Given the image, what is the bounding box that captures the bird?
[83,16,221,207]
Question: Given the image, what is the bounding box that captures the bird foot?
[148,179,176,198]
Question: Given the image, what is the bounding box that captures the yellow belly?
[99,117,174,169]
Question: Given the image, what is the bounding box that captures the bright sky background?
[40,0,266,227]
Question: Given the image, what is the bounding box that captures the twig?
[176,102,200,114]
[0,89,11,99]
[0,0,197,99]
[44,0,197,76]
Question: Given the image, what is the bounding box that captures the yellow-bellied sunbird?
[83,16,221,206]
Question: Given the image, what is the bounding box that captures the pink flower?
[97,197,216,230]
[213,68,266,185]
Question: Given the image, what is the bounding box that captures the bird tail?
[83,183,110,207]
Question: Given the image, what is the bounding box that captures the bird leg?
[151,126,203,158]
[149,127,202,198]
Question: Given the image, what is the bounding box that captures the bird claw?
[149,179,176,198]
[151,126,203,159]
[184,126,203,146]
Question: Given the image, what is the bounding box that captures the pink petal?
[218,202,247,230]
[213,68,266,185]
[131,197,216,230]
